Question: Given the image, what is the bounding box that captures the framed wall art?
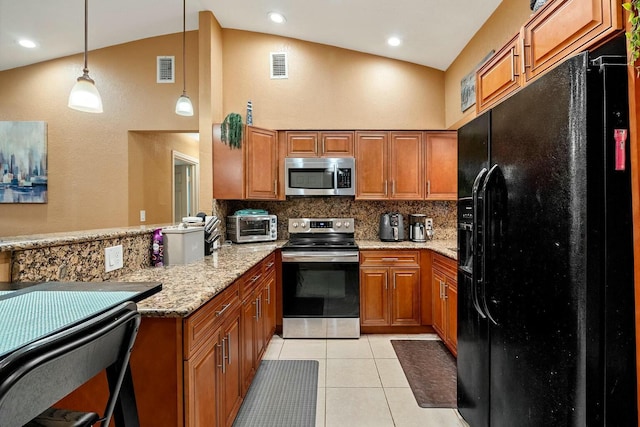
[0,121,48,203]
[461,50,495,112]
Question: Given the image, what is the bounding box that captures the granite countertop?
[120,241,285,318]
[357,239,457,260]
[0,225,170,252]
[123,239,456,318]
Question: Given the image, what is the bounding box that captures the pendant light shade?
[176,0,194,116]
[68,0,103,113]
[176,92,194,116]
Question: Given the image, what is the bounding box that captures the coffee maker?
[409,214,433,242]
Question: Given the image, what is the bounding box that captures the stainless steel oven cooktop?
[281,218,360,338]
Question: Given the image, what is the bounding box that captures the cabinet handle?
[266,284,271,304]
[385,277,388,290]
[267,261,275,269]
[315,139,318,154]
[219,338,226,374]
[427,180,431,195]
[384,180,388,195]
[226,332,232,366]
[381,257,399,262]
[392,180,396,195]
[215,303,231,317]
[439,281,444,299]
[521,39,531,74]
[444,284,449,299]
[274,180,278,195]
[511,47,519,79]
[252,273,262,283]
[254,299,259,319]
[322,138,325,155]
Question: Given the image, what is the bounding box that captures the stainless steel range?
[281,217,360,338]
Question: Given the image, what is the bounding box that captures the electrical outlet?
[140,210,146,222]
[425,218,434,230]
[105,245,124,272]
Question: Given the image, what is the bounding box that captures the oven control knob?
[300,222,307,229]
[292,222,298,228]
[335,221,342,228]
[345,221,350,228]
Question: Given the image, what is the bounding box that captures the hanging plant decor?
[624,0,640,76]
[221,113,243,149]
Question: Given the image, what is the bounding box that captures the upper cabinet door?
[476,33,522,113]
[389,131,424,200]
[285,131,318,157]
[355,131,389,199]
[246,126,279,200]
[213,123,245,200]
[425,132,458,201]
[522,0,622,82]
[320,132,355,157]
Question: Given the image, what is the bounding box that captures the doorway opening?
[172,151,199,223]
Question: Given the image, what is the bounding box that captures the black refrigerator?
[457,37,637,427]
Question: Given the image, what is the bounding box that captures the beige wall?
[444,0,532,129]
[222,30,446,130]
[0,32,199,237]
[128,132,200,226]
[198,11,224,212]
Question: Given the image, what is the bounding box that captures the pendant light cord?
[83,0,89,74]
[182,0,186,95]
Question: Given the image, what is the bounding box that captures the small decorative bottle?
[246,100,253,125]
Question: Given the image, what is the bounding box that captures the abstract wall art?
[0,121,48,203]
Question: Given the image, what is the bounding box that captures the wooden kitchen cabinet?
[355,131,388,199]
[355,131,423,200]
[389,131,424,199]
[360,251,421,327]
[476,33,523,112]
[522,0,622,83]
[432,253,457,356]
[240,254,276,394]
[183,282,242,427]
[476,0,622,113]
[356,131,455,200]
[285,131,354,157]
[184,304,242,427]
[213,124,279,200]
[425,132,458,200]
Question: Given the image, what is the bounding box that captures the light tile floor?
[262,334,469,427]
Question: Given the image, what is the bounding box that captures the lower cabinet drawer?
[183,282,239,358]
[360,250,420,266]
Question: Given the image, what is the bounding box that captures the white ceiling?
[0,0,503,72]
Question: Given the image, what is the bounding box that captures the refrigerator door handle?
[472,167,489,319]
[480,164,505,326]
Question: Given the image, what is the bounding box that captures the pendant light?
[68,0,103,113]
[175,0,194,116]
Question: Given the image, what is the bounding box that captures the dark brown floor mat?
[391,340,457,408]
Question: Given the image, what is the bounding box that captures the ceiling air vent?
[157,56,175,83]
[270,52,288,79]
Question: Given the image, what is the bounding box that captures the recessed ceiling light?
[18,39,37,49]
[268,12,286,24]
[387,37,402,47]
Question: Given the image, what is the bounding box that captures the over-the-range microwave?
[284,157,356,196]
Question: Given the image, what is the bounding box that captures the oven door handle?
[281,251,359,263]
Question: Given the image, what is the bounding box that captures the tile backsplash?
[216,198,456,240]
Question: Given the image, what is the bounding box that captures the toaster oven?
[226,214,277,243]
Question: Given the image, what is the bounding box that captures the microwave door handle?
[334,163,338,194]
